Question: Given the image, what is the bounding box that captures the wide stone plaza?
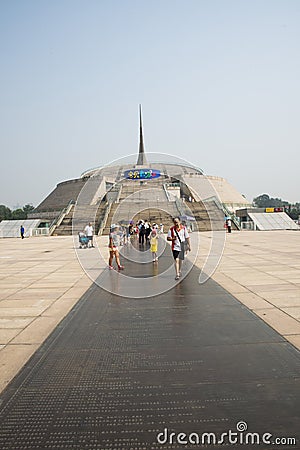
[0,230,299,449]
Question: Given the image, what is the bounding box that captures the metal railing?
[163,183,172,201]
[49,201,74,236]
[175,197,186,216]
[32,228,50,236]
[98,201,113,235]
[203,196,241,230]
[241,221,255,230]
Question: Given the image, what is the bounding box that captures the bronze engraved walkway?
[0,243,299,449]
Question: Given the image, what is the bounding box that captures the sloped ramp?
[248,212,300,231]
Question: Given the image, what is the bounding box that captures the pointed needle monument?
[136,104,148,166]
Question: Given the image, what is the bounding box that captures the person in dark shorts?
[138,220,146,245]
[84,222,94,247]
[226,218,232,233]
[167,217,191,280]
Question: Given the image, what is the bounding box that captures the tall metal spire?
[137,104,147,165]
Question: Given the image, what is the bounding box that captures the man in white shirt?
[226,218,232,233]
[84,222,94,247]
[167,217,191,280]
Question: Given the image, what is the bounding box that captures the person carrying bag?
[167,217,191,280]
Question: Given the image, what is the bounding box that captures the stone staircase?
[101,200,179,235]
[101,179,180,234]
[186,201,224,231]
[48,173,110,236]
[53,204,105,236]
[51,177,226,236]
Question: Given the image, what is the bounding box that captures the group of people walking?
[136,220,163,245]
[78,216,193,280]
[108,220,161,269]
[108,217,191,280]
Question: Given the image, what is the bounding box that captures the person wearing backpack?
[167,217,191,280]
[138,220,146,245]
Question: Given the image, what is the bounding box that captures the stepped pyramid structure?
[30,107,251,235]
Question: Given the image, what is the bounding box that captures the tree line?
[253,194,299,220]
[0,204,35,221]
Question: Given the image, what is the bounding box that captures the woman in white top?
[108,225,124,270]
[167,217,191,280]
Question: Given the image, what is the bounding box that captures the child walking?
[150,228,158,262]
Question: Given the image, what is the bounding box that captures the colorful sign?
[124,169,161,180]
[265,208,274,213]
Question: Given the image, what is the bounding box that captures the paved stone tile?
[0,329,20,344]
[209,230,300,351]
[282,307,300,320]
[11,317,63,345]
[259,293,300,307]
[0,299,55,309]
[41,297,84,318]
[0,344,39,393]
[0,289,20,300]
[0,307,50,317]
[243,283,291,291]
[0,317,35,329]
[286,334,300,349]
[233,292,274,310]
[3,289,66,300]
[255,308,300,335]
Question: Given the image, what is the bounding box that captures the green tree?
[11,208,27,220]
[22,204,35,216]
[288,208,300,221]
[0,204,35,221]
[253,194,272,208]
[253,194,289,208]
[0,205,12,221]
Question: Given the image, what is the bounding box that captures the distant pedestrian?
[138,221,146,245]
[108,225,124,271]
[20,225,25,239]
[150,228,158,262]
[226,218,232,233]
[84,222,94,247]
[167,217,191,280]
[124,224,131,245]
[128,221,134,237]
[144,220,151,241]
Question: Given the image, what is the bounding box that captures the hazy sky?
[1,0,299,208]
